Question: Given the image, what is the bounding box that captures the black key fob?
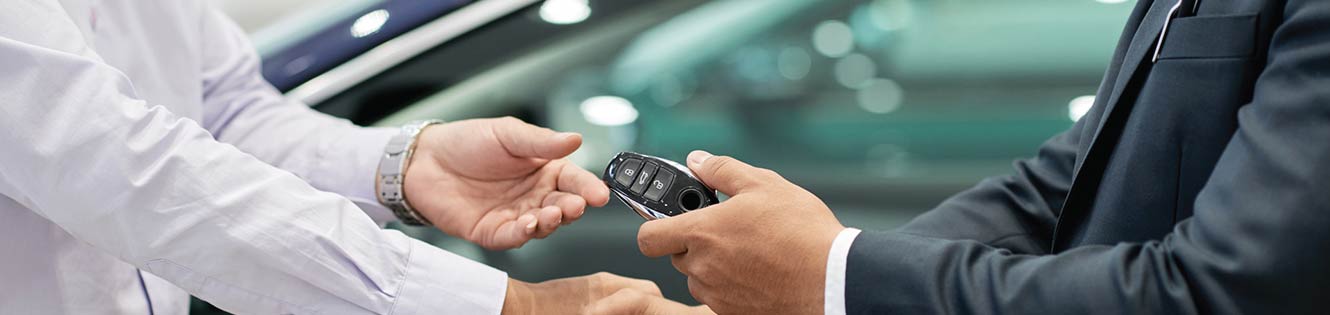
[603,152,718,220]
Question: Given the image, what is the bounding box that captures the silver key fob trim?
[602,152,718,220]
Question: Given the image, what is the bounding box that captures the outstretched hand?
[405,117,610,250]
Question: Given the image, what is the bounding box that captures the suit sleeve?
[195,5,399,225]
[892,119,1082,254]
[845,2,1330,313]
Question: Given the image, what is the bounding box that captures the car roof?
[259,0,477,92]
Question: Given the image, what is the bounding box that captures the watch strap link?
[377,120,442,226]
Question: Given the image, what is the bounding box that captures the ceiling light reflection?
[813,20,855,57]
[835,53,877,88]
[777,47,812,80]
[540,0,592,25]
[580,96,639,126]
[857,78,904,114]
[1069,95,1096,121]
[351,9,390,38]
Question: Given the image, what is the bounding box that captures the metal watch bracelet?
[376,120,442,226]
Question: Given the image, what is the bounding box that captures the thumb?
[686,150,769,196]
[491,117,581,159]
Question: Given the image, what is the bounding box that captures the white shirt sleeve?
[0,3,504,314]
[825,228,863,315]
[195,5,398,225]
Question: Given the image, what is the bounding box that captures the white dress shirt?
[0,1,505,314]
[825,228,862,315]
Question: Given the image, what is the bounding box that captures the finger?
[474,211,538,250]
[637,213,698,257]
[686,150,771,196]
[531,206,563,239]
[557,161,611,207]
[491,116,582,159]
[542,191,587,225]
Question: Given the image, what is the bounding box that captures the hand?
[502,272,662,315]
[637,151,845,315]
[404,117,610,249]
[589,290,714,315]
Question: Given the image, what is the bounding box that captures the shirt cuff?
[313,126,399,226]
[825,228,862,315]
[391,238,508,315]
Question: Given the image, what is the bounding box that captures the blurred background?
[197,0,1136,312]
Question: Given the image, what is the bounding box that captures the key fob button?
[643,169,674,202]
[630,163,658,194]
[615,159,643,187]
[603,152,717,221]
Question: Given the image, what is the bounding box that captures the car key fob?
[603,152,718,220]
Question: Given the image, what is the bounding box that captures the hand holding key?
[635,151,845,314]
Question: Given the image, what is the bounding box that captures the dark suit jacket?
[846,0,1330,313]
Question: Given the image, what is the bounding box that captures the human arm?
[196,5,400,224]
[893,129,1079,254]
[0,2,608,313]
[839,1,1330,312]
[195,6,608,248]
[635,1,1330,313]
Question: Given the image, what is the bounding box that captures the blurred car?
[198,0,1136,312]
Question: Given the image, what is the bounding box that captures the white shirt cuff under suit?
[825,228,863,315]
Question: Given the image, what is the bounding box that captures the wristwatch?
[376,120,443,226]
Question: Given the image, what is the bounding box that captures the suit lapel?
[1051,0,1175,251]
[1091,0,1174,142]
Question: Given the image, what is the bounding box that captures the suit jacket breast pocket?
[1156,14,1259,60]
[1143,13,1261,222]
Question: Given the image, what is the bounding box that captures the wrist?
[501,278,534,315]
[822,227,861,315]
[810,226,844,297]
[401,124,443,199]
[376,119,442,226]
